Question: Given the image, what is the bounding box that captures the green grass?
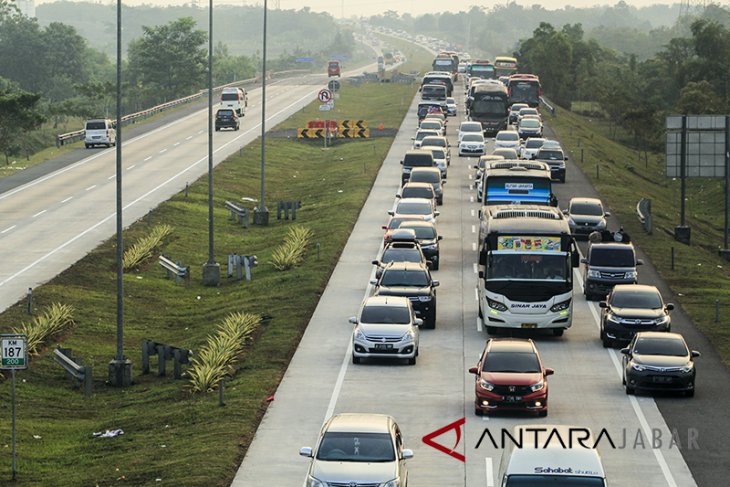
[0,81,420,486]
[547,107,730,363]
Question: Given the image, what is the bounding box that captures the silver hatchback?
[300,413,414,487]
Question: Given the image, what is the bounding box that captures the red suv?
[327,60,341,77]
[468,338,553,417]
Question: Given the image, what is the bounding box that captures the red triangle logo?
[421,417,466,462]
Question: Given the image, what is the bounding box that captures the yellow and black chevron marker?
[338,127,370,138]
[297,128,326,139]
[339,120,368,129]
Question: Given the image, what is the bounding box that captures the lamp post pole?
[254,0,270,225]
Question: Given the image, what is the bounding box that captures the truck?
[432,51,459,78]
[477,206,579,336]
[467,82,509,134]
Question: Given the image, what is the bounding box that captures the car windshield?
[447,98,455,104]
[421,122,441,130]
[505,476,605,486]
[217,110,234,117]
[387,217,419,229]
[402,187,434,199]
[381,269,429,287]
[463,134,484,142]
[634,337,688,357]
[461,124,481,133]
[396,202,432,215]
[511,105,528,113]
[537,150,564,160]
[525,139,545,148]
[519,109,538,116]
[493,149,517,158]
[221,93,240,101]
[482,351,541,373]
[590,248,634,267]
[571,202,603,216]
[520,119,541,128]
[401,225,437,239]
[360,305,411,324]
[381,248,423,264]
[423,138,446,148]
[430,149,446,159]
[409,172,439,184]
[497,132,519,141]
[612,290,662,309]
[416,131,438,141]
[316,432,395,462]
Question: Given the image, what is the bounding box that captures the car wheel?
[486,326,498,335]
[552,328,564,337]
[215,127,220,131]
[352,355,361,365]
[625,384,635,395]
[235,125,240,131]
[538,410,548,417]
[685,388,695,397]
[478,305,484,320]
[474,408,483,416]
[428,310,436,329]
[408,356,416,365]
[85,144,91,149]
[600,329,611,348]
[415,347,419,357]
[432,259,440,271]
[560,176,566,183]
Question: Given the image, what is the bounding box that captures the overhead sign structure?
[0,334,28,370]
[666,115,728,178]
[318,89,333,103]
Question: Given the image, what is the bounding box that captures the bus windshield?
[487,253,568,281]
[485,176,551,205]
[471,65,495,78]
[506,476,605,486]
[510,81,540,104]
[472,98,507,115]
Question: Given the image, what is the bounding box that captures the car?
[388,197,439,223]
[417,119,444,136]
[519,137,546,160]
[517,107,540,123]
[299,413,414,486]
[459,133,486,156]
[417,102,446,121]
[473,154,506,180]
[563,197,610,237]
[371,262,439,328]
[428,148,448,178]
[534,147,568,182]
[420,135,451,166]
[517,117,543,139]
[220,87,248,116]
[582,230,643,300]
[382,216,427,243]
[397,182,436,202]
[349,295,421,364]
[458,121,483,141]
[445,96,457,116]
[491,147,519,160]
[508,103,529,124]
[84,118,116,148]
[408,167,445,205]
[400,149,435,185]
[398,220,442,270]
[412,129,440,149]
[541,139,562,150]
[468,338,553,417]
[374,229,430,273]
[621,331,700,396]
[424,112,448,131]
[494,130,521,150]
[600,284,673,347]
[214,108,240,131]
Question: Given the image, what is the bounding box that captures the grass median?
[547,108,730,364]
[0,80,421,485]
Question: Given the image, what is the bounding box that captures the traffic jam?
[299,53,700,487]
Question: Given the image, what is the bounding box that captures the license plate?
[503,395,522,402]
[521,323,537,329]
[652,376,672,383]
[374,344,393,350]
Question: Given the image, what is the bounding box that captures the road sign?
[318,89,333,103]
[328,79,341,92]
[1,334,28,370]
[295,57,314,63]
[339,119,367,129]
[319,104,332,111]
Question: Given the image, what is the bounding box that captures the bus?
[468,82,509,134]
[479,162,556,207]
[494,56,518,77]
[432,51,459,78]
[467,60,496,80]
[477,206,579,336]
[508,74,542,107]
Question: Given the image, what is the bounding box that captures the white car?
[412,129,440,149]
[418,119,444,136]
[388,197,440,222]
[428,147,448,179]
[517,107,540,124]
[520,137,546,160]
[445,97,457,116]
[349,296,421,364]
[459,133,486,157]
[458,121,483,142]
[494,130,521,150]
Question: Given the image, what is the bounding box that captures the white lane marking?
[475,287,479,302]
[485,457,494,487]
[159,148,167,154]
[1,225,17,234]
[468,174,472,180]
[470,196,474,203]
[573,264,680,486]
[85,185,96,191]
[0,88,326,291]
[173,142,180,146]
[471,209,475,217]
[108,175,115,180]
[144,156,153,162]
[127,165,136,170]
[61,197,73,204]
[473,263,478,274]
[471,225,476,234]
[185,135,193,141]
[472,242,477,251]
[477,316,482,332]
[33,210,47,218]
[469,183,474,191]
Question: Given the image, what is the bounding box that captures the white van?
[497,425,607,486]
[84,119,116,149]
[220,87,247,116]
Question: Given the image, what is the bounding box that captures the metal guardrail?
[637,198,653,234]
[224,200,250,228]
[540,96,556,117]
[141,340,192,379]
[158,255,190,284]
[56,69,312,147]
[53,347,92,397]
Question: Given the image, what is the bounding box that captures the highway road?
[231,86,707,486]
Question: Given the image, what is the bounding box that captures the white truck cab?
[220,87,248,116]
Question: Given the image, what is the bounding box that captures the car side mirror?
[562,209,568,215]
[371,260,380,266]
[468,367,478,374]
[299,447,313,458]
[478,270,484,278]
[434,211,440,217]
[426,261,432,269]
[599,301,608,308]
[400,160,404,165]
[382,225,388,230]
[387,210,394,216]
[369,279,378,285]
[580,258,588,264]
[666,303,675,311]
[564,156,569,161]
[411,137,415,140]
[544,368,555,376]
[432,280,440,287]
[473,165,479,169]
[620,348,630,355]
[691,350,701,358]
[348,316,357,324]
[438,235,443,241]
[636,259,644,266]
[414,318,424,327]
[605,211,611,217]
[401,449,414,460]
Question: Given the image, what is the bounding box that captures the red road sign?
[318,89,333,102]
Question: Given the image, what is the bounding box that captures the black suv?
[398,220,442,270]
[600,284,673,348]
[534,147,567,183]
[582,230,643,300]
[400,150,435,186]
[215,109,240,131]
[371,262,439,329]
[372,229,429,277]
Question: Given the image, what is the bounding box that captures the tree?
[127,17,207,104]
[0,84,45,164]
[675,80,723,114]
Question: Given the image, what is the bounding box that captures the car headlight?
[307,476,325,487]
[656,315,671,326]
[625,270,638,280]
[418,295,432,302]
[606,313,620,324]
[680,364,694,374]
[631,363,646,372]
[550,300,571,312]
[479,379,495,391]
[381,479,400,487]
[354,327,365,340]
[487,298,508,312]
[403,329,416,341]
[421,243,437,249]
[596,219,607,229]
[587,269,601,279]
[530,380,544,392]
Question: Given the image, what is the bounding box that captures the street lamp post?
[253,0,270,225]
[202,0,221,285]
[109,0,132,386]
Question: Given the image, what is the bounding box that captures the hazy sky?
[36,0,677,18]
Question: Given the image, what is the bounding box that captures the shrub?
[122,224,173,271]
[270,225,313,271]
[13,303,75,355]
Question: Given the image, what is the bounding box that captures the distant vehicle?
[622,332,700,397]
[459,133,486,157]
[421,83,448,103]
[445,97,457,116]
[517,107,540,124]
[412,129,440,149]
[220,87,247,117]
[373,230,429,275]
[432,51,459,78]
[508,74,542,107]
[400,149,435,185]
[534,147,568,183]
[468,338,553,416]
[408,167,445,205]
[581,230,643,300]
[468,83,509,134]
[377,55,385,71]
[600,284,673,348]
[517,117,543,139]
[214,109,240,131]
[350,295,421,365]
[563,197,610,237]
[299,413,414,485]
[417,119,444,136]
[420,72,453,96]
[397,182,436,203]
[327,60,342,77]
[398,220,442,270]
[458,121,484,141]
[417,101,447,121]
[494,56,518,77]
[420,135,451,164]
[428,147,448,179]
[508,103,529,124]
[84,118,116,149]
[371,262,439,328]
[494,130,521,151]
[382,216,427,243]
[388,197,440,223]
[520,137,546,160]
[491,147,519,160]
[467,59,496,80]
